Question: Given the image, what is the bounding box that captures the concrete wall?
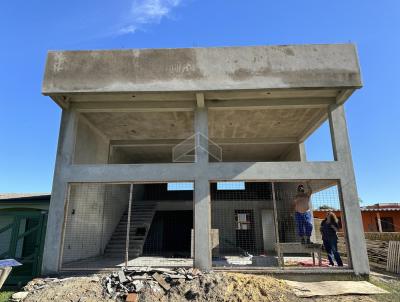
[74,116,109,164]
[62,184,106,264]
[279,145,301,161]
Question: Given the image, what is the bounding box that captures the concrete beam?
[328,104,370,275]
[70,101,195,112]
[69,98,334,112]
[298,111,328,143]
[196,93,205,108]
[207,98,335,110]
[43,44,362,96]
[59,161,343,183]
[336,89,355,105]
[299,142,307,161]
[63,163,197,182]
[208,161,343,181]
[110,137,299,147]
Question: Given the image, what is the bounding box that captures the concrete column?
[194,178,211,270]
[194,107,212,270]
[194,107,208,165]
[299,142,307,162]
[42,109,78,273]
[328,104,370,275]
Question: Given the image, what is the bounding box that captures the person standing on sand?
[293,182,313,244]
[320,211,343,266]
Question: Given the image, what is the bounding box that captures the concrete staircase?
[104,200,156,258]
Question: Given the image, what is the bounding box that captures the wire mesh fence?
[60,182,194,270]
[211,180,349,269]
[60,180,349,270]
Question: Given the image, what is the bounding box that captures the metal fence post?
[272,182,283,268]
[125,184,133,267]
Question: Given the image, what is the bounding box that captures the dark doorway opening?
[376,217,395,232]
[144,210,193,257]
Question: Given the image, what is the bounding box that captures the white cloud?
[117,0,182,35]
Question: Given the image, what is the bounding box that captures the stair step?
[120,215,154,219]
[105,248,141,252]
[105,244,142,248]
[104,251,142,259]
[108,239,145,244]
[114,230,149,234]
[114,227,150,231]
[104,200,156,257]
[104,253,141,258]
[121,214,154,219]
[116,222,151,227]
[105,245,142,250]
[110,238,146,242]
[119,219,153,222]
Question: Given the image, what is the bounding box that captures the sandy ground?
[19,272,395,302]
[23,277,113,302]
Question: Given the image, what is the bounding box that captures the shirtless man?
[293,182,313,244]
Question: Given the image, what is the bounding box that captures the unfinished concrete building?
[41,44,370,275]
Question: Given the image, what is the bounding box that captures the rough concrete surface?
[43,44,362,94]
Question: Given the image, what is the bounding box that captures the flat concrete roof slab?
[43,44,362,94]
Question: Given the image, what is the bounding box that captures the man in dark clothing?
[320,211,343,267]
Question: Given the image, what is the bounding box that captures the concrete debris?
[102,267,203,300]
[10,291,29,301]
[152,272,171,291]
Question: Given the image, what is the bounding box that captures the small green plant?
[0,291,15,302]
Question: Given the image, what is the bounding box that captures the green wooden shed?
[0,193,50,286]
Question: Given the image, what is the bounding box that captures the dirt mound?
[139,272,293,302]
[23,276,113,302]
[16,272,381,302]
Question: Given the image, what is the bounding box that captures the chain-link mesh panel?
[211,181,349,269]
[61,182,194,270]
[211,182,279,268]
[275,180,348,268]
[61,183,131,269]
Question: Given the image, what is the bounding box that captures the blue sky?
[0,0,399,205]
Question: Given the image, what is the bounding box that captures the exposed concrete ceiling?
[209,108,325,139]
[84,107,327,164]
[83,107,324,142]
[82,111,194,140]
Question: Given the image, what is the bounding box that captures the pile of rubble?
[102,267,202,301]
